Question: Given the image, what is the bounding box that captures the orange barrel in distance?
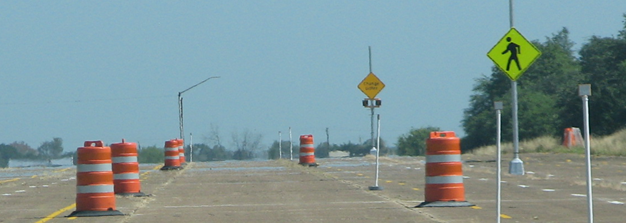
[299,134,317,166]
[68,141,123,217]
[111,139,146,196]
[417,131,473,207]
[177,139,186,165]
[161,139,182,170]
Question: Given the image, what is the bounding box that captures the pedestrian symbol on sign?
[502,37,521,71]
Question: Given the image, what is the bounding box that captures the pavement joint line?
[35,203,76,223]
[120,163,189,222]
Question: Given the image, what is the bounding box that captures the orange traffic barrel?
[417,131,473,207]
[68,141,123,217]
[562,127,583,148]
[177,139,186,166]
[161,139,182,170]
[111,139,146,196]
[299,134,318,167]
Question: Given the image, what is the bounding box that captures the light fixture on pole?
[178,76,220,145]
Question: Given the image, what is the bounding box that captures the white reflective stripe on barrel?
[426,154,461,163]
[299,152,314,156]
[426,175,464,184]
[165,156,179,160]
[114,173,140,180]
[77,184,114,194]
[299,144,314,148]
[165,147,178,152]
[179,153,184,156]
[112,156,137,163]
[77,164,112,172]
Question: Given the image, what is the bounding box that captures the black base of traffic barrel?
[116,191,149,197]
[160,166,182,171]
[299,163,319,167]
[368,186,384,191]
[67,209,124,217]
[415,201,474,208]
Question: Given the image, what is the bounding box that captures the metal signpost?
[278,131,282,159]
[579,84,593,223]
[486,0,541,175]
[494,101,503,223]
[357,46,385,191]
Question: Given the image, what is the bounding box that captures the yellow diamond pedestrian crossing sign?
[487,28,541,81]
[358,72,385,99]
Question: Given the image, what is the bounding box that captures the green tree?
[396,126,440,156]
[0,144,18,168]
[138,146,164,163]
[554,17,625,138]
[10,141,38,159]
[268,141,297,160]
[314,142,330,158]
[37,137,63,160]
[196,144,229,161]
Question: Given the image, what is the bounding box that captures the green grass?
[469,129,626,156]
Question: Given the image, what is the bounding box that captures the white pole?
[494,101,503,223]
[579,84,593,223]
[190,133,193,163]
[289,127,293,161]
[375,114,381,186]
[279,131,282,160]
[369,114,383,191]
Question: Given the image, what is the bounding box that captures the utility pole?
[326,128,330,153]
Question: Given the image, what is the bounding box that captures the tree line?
[0,138,69,168]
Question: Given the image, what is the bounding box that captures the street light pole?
[178,76,220,143]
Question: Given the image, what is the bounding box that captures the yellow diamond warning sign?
[487,28,541,81]
[358,72,385,99]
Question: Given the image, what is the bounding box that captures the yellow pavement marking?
[31,175,38,178]
[54,168,71,172]
[35,203,76,223]
[412,188,420,191]
[385,180,393,183]
[357,173,363,176]
[471,206,482,209]
[398,183,406,186]
[337,169,342,171]
[0,178,20,184]
[67,217,77,220]
[500,214,512,219]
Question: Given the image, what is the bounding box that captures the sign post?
[494,101,503,223]
[358,46,385,191]
[487,1,541,175]
[579,84,593,223]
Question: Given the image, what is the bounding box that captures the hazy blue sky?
[1,1,624,152]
